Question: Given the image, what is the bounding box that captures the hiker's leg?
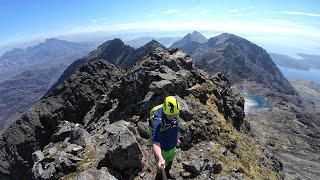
[163,148,176,179]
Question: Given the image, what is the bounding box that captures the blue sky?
[1,0,319,56]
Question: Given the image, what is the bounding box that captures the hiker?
[150,96,180,180]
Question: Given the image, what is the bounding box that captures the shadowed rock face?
[0,44,282,179]
[0,60,122,180]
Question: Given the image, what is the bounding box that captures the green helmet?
[163,96,180,115]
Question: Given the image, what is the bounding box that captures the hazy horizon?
[1,0,319,57]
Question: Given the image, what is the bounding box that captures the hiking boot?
[154,172,162,180]
[166,172,176,180]
[165,162,176,180]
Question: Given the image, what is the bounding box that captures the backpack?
[147,104,180,139]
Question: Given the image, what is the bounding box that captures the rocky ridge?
[48,39,166,94]
[0,46,283,179]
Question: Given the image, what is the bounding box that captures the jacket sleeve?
[151,110,162,144]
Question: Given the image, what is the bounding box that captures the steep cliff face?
[0,46,283,179]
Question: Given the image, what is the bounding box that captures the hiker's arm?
[152,142,165,169]
[177,136,181,145]
[151,113,165,169]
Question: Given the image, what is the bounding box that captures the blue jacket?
[151,107,179,151]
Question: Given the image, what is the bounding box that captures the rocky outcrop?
[0,45,282,179]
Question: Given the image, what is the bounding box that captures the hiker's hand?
[177,138,181,145]
[158,158,165,170]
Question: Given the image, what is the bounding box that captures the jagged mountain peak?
[44,38,67,43]
[143,39,162,47]
[48,38,166,93]
[97,38,126,49]
[170,31,207,49]
[207,33,247,47]
[137,39,166,51]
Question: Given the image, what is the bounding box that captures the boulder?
[32,150,45,163]
[182,159,204,175]
[106,120,143,173]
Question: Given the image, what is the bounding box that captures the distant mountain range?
[125,36,181,48]
[0,38,93,73]
[270,53,320,70]
[0,39,94,133]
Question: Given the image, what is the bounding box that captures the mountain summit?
[170,31,208,49]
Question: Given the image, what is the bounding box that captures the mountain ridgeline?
[48,38,166,94]
[0,38,283,179]
[0,38,92,73]
[171,33,297,97]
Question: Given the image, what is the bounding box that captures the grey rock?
[220,147,227,155]
[182,159,204,175]
[32,162,44,179]
[106,120,143,171]
[41,163,56,179]
[216,176,229,180]
[69,128,91,148]
[47,146,57,157]
[179,122,192,150]
[32,150,45,163]
[51,121,76,142]
[75,167,117,180]
[176,96,193,121]
[65,144,83,155]
[137,121,149,139]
